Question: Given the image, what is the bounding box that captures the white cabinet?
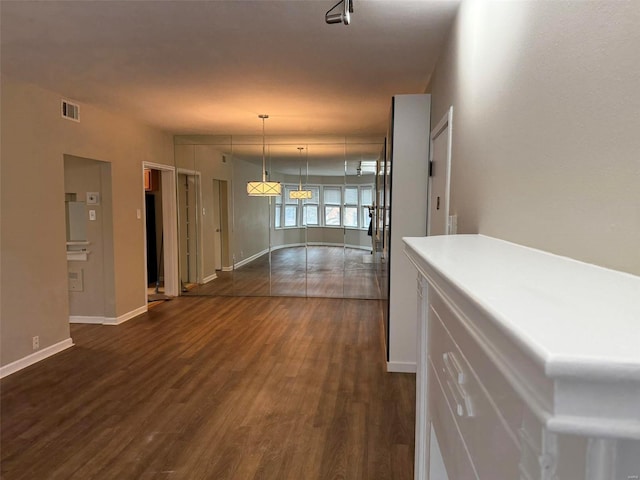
[404,234,640,480]
[386,94,431,372]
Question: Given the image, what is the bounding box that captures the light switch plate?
[68,269,84,292]
[89,210,96,221]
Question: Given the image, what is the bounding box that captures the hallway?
[1,296,414,479]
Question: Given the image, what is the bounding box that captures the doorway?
[144,170,164,296]
[211,179,230,272]
[64,155,115,323]
[142,162,179,298]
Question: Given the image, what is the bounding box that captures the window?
[324,187,341,226]
[344,186,358,227]
[303,187,319,226]
[275,193,282,228]
[274,184,374,229]
[360,186,373,229]
[284,185,299,227]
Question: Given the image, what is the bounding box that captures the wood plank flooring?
[186,246,387,299]
[1,296,414,479]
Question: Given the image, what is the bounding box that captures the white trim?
[142,162,179,298]
[222,265,233,272]
[345,244,372,251]
[234,248,269,269]
[306,241,346,248]
[177,168,205,285]
[144,161,175,171]
[160,169,179,296]
[69,315,106,324]
[0,338,74,379]
[202,273,218,283]
[386,361,417,373]
[103,305,147,326]
[270,242,306,251]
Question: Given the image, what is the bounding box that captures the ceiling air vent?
[61,99,80,122]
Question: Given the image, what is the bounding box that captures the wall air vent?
[61,99,80,122]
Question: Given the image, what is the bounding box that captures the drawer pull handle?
[443,351,465,384]
[443,352,475,417]
[446,379,466,417]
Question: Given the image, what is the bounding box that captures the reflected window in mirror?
[344,187,359,227]
[303,187,320,226]
[284,185,299,227]
[360,186,373,227]
[273,184,374,230]
[274,193,282,228]
[324,187,342,226]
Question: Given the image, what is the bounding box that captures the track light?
[325,0,353,25]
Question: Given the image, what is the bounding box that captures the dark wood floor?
[186,246,386,299]
[1,296,414,479]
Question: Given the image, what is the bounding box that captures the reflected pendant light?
[289,147,313,200]
[247,114,282,196]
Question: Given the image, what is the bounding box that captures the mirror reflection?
[173,135,386,300]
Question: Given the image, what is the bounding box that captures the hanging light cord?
[260,114,268,182]
[298,147,304,190]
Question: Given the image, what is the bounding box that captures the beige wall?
[428,0,640,275]
[232,156,271,262]
[1,76,173,368]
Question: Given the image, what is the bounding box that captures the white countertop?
[403,234,640,381]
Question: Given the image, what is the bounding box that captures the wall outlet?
[32,336,40,350]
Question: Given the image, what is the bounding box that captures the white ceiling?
[0,0,460,137]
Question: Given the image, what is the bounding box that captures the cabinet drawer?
[428,294,523,479]
[429,358,478,480]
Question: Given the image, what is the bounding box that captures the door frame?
[142,162,179,297]
[177,168,204,285]
[211,179,224,272]
[427,106,454,236]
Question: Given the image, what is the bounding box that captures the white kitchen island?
[403,234,640,480]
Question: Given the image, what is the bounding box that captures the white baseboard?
[387,361,417,373]
[69,305,147,326]
[345,243,373,251]
[307,241,344,248]
[0,338,74,379]
[221,265,233,272]
[202,273,218,284]
[234,248,268,269]
[69,315,106,324]
[271,243,306,251]
[103,305,147,325]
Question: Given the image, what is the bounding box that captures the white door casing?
[428,107,453,236]
[142,162,179,297]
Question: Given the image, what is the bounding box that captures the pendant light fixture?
[247,114,281,196]
[289,147,313,200]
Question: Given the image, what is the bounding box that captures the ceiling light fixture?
[359,160,377,174]
[325,0,353,25]
[247,114,281,197]
[289,147,313,200]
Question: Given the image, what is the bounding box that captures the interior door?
[428,107,453,236]
[212,179,222,271]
